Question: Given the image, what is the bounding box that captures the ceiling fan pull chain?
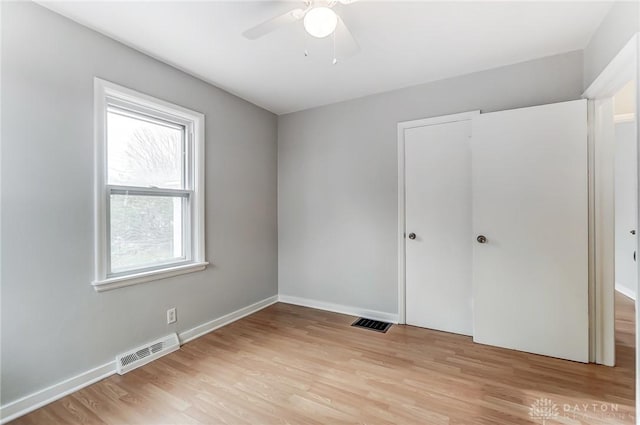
[332,30,338,65]
[304,28,309,57]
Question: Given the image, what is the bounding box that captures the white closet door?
[471,99,589,362]
[405,120,473,336]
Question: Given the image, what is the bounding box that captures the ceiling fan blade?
[335,16,359,59]
[243,8,306,40]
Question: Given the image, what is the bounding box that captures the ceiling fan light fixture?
[303,7,338,38]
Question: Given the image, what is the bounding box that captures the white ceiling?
[39,1,612,115]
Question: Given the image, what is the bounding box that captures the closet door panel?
[405,120,473,335]
[471,100,589,362]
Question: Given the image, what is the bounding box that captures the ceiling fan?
[243,0,360,62]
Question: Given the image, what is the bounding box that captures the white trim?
[587,99,597,363]
[92,261,209,292]
[396,110,480,324]
[0,295,278,423]
[179,295,279,344]
[583,33,639,99]
[94,79,107,284]
[615,283,636,301]
[397,110,481,131]
[582,32,639,367]
[96,77,206,123]
[397,124,406,324]
[615,113,636,123]
[278,294,399,324]
[593,97,616,367]
[93,78,207,290]
[0,361,116,424]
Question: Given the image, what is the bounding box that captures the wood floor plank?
[10,293,635,424]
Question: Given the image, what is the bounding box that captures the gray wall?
[1,2,278,404]
[583,1,639,90]
[278,51,584,315]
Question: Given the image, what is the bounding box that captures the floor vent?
[116,333,180,375]
[351,318,392,333]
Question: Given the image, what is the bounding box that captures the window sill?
[92,261,209,292]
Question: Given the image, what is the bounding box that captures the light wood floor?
[12,294,635,424]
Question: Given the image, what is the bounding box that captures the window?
[93,78,206,291]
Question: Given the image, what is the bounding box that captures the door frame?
[583,32,639,367]
[397,110,480,324]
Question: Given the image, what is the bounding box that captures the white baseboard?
[0,361,115,424]
[278,294,399,323]
[615,282,636,301]
[178,295,279,344]
[0,294,278,424]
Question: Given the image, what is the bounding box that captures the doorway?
[615,80,638,302]
[583,33,639,368]
[614,79,638,376]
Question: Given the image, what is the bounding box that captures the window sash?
[106,95,193,130]
[108,185,192,197]
[107,105,186,132]
[106,186,193,277]
[105,105,189,191]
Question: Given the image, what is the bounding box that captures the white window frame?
[93,78,207,292]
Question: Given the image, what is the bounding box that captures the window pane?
[107,108,184,189]
[110,193,185,273]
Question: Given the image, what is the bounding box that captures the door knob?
[631,230,636,235]
[477,235,487,244]
[408,233,416,240]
